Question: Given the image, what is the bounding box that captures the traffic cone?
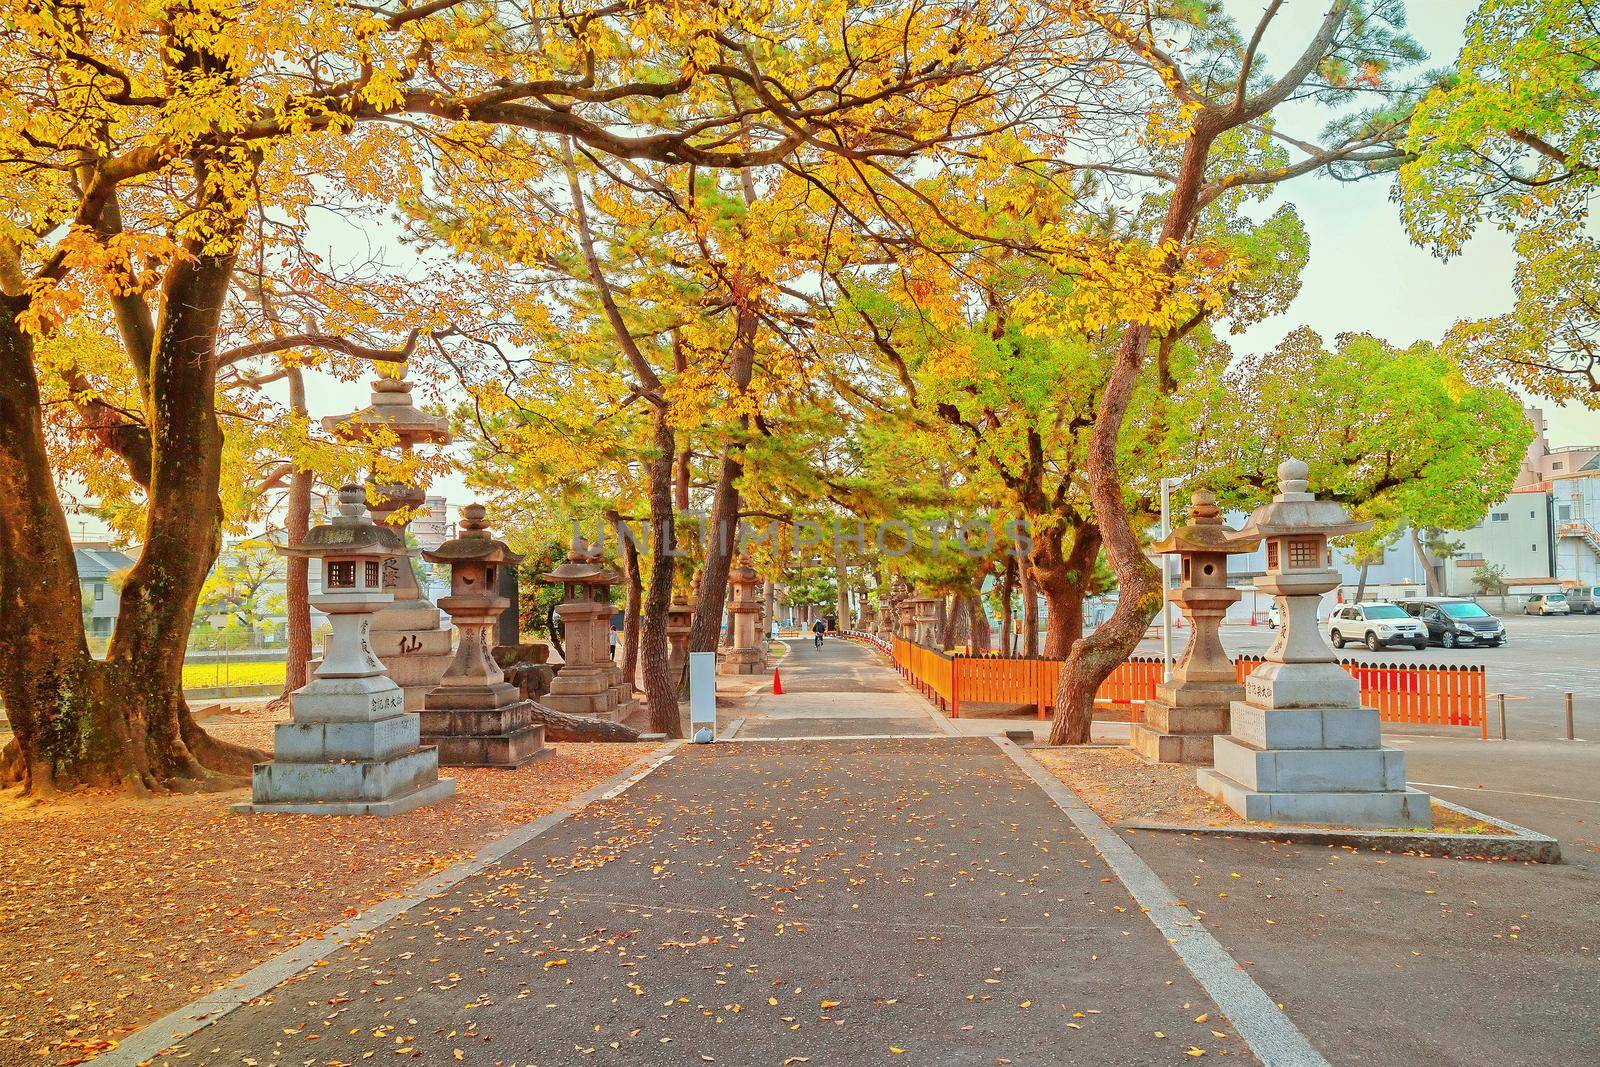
[772,667,783,695]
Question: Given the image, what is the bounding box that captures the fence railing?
[854,634,1487,732]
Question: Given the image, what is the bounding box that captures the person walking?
[811,617,826,648]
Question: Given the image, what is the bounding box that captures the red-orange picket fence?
[879,636,1486,731]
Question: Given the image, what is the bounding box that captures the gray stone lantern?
[1198,459,1431,827]
[235,486,454,815]
[1130,490,1260,764]
[906,593,940,646]
[541,548,616,718]
[323,370,454,711]
[720,557,767,674]
[418,505,547,766]
[581,542,633,719]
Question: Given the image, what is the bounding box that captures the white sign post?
[689,651,717,742]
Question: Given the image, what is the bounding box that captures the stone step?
[1197,768,1431,829]
[1128,723,1216,764]
[1212,736,1406,793]
[235,778,456,817]
[250,747,444,804]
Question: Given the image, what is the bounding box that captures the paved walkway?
[127,639,1599,1066]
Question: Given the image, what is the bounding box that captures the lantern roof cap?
[1227,458,1373,542]
[542,545,604,583]
[1152,489,1260,555]
[323,370,451,446]
[281,485,409,558]
[423,503,523,566]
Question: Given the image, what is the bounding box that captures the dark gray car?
[1397,597,1506,648]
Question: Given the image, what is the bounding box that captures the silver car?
[1324,602,1430,652]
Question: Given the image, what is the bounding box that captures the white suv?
[1324,602,1429,652]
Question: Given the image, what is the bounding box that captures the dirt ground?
[0,705,657,1066]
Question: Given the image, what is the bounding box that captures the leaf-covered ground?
[0,716,655,1067]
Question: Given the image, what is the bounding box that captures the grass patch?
[180,659,285,690]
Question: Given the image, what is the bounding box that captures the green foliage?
[1183,328,1533,554]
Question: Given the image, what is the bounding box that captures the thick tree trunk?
[997,555,1016,656]
[611,509,643,693]
[689,291,756,652]
[640,409,681,736]
[966,581,993,654]
[1409,528,1440,595]
[281,370,313,696]
[101,242,263,786]
[1021,563,1039,657]
[1052,126,1219,745]
[1034,521,1101,660]
[0,299,104,795]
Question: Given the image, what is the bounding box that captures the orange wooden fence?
[865,635,1487,731]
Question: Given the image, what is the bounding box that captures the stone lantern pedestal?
[323,373,454,711]
[542,549,617,719]
[720,559,767,675]
[1197,460,1431,827]
[419,506,547,767]
[581,544,633,720]
[666,594,694,682]
[1130,491,1259,764]
[236,487,455,815]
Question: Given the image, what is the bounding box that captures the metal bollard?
[1566,693,1576,742]
[1498,693,1507,742]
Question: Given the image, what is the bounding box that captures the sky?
[271,1,1600,531]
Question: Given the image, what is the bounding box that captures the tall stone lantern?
[1129,490,1260,764]
[720,558,767,674]
[907,593,940,646]
[235,486,455,815]
[419,505,547,767]
[581,542,633,719]
[323,370,453,711]
[666,592,695,683]
[1197,459,1431,827]
[541,548,616,718]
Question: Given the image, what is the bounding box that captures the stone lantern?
[1129,490,1260,764]
[1197,459,1431,827]
[666,591,695,683]
[541,547,616,718]
[235,486,454,815]
[906,593,940,646]
[581,542,633,720]
[720,558,767,675]
[323,370,453,711]
[419,505,547,767]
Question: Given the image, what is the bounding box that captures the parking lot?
[1135,612,1600,740]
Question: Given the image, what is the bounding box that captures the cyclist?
[811,617,826,648]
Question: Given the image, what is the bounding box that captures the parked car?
[1525,592,1571,616]
[1565,586,1600,615]
[1324,602,1429,651]
[1266,603,1281,629]
[1397,597,1506,648]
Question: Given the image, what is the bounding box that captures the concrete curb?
[99,741,684,1066]
[1120,796,1560,863]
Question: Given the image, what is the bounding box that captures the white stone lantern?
[235,486,455,815]
[1197,460,1430,828]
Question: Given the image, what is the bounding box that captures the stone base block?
[1243,659,1360,710]
[249,746,447,805]
[1153,678,1238,708]
[718,649,767,675]
[273,715,419,762]
[1211,736,1407,793]
[1141,702,1228,736]
[425,681,522,711]
[1228,702,1381,751]
[1197,768,1431,829]
[1129,723,1217,764]
[233,778,456,817]
[425,724,548,768]
[292,677,408,723]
